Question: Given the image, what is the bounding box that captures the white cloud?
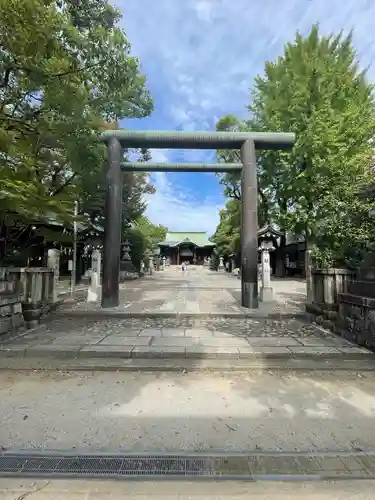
[144,149,223,234]
[145,171,222,234]
[115,0,375,231]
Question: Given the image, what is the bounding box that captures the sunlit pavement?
[1,370,375,453]
[1,478,375,499]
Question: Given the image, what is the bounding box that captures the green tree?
[212,115,271,264]
[249,25,375,267]
[0,0,153,259]
[211,199,240,258]
[127,216,167,270]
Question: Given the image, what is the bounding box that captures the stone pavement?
[0,267,374,370]
[0,315,373,371]
[59,266,307,315]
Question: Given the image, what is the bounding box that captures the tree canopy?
[127,216,167,270]
[213,25,375,267]
[0,0,154,260]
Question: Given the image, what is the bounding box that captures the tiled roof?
[159,232,215,247]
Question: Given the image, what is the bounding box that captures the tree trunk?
[305,238,314,304]
[275,233,286,277]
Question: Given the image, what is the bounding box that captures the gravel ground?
[0,369,375,453]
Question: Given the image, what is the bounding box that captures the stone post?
[305,248,314,304]
[87,249,102,302]
[47,248,60,303]
[259,240,275,302]
[149,256,153,275]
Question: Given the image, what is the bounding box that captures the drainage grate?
[0,454,210,478]
[1,452,375,480]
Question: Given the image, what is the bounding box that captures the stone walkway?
[60,267,307,315]
[0,267,373,370]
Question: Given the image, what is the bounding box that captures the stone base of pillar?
[87,285,102,302]
[260,286,274,302]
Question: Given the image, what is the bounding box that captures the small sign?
[68,260,73,271]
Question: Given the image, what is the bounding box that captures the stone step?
[348,280,375,298]
[1,343,374,371]
[52,309,307,321]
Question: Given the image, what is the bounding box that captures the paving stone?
[47,335,107,345]
[184,328,214,338]
[0,346,26,357]
[26,345,80,358]
[138,328,162,337]
[151,337,249,347]
[338,347,374,356]
[161,328,186,337]
[296,337,339,347]
[132,346,186,358]
[289,346,342,356]
[246,337,301,347]
[185,346,240,359]
[79,345,133,358]
[108,329,141,337]
[98,336,152,346]
[237,346,291,358]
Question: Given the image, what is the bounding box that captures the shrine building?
[157,232,215,265]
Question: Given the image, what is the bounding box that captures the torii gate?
[100,130,295,309]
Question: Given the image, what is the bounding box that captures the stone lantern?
[145,249,153,275]
[258,239,275,302]
[119,239,135,282]
[153,246,161,271]
[218,256,225,272]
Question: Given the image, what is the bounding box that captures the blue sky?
[113,0,375,236]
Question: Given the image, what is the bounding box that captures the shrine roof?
[158,232,215,247]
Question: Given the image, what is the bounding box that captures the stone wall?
[0,266,56,336]
[0,294,24,336]
[337,267,375,350]
[305,268,354,331]
[337,295,375,350]
[0,268,24,336]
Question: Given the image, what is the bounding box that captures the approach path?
[0,266,373,370]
